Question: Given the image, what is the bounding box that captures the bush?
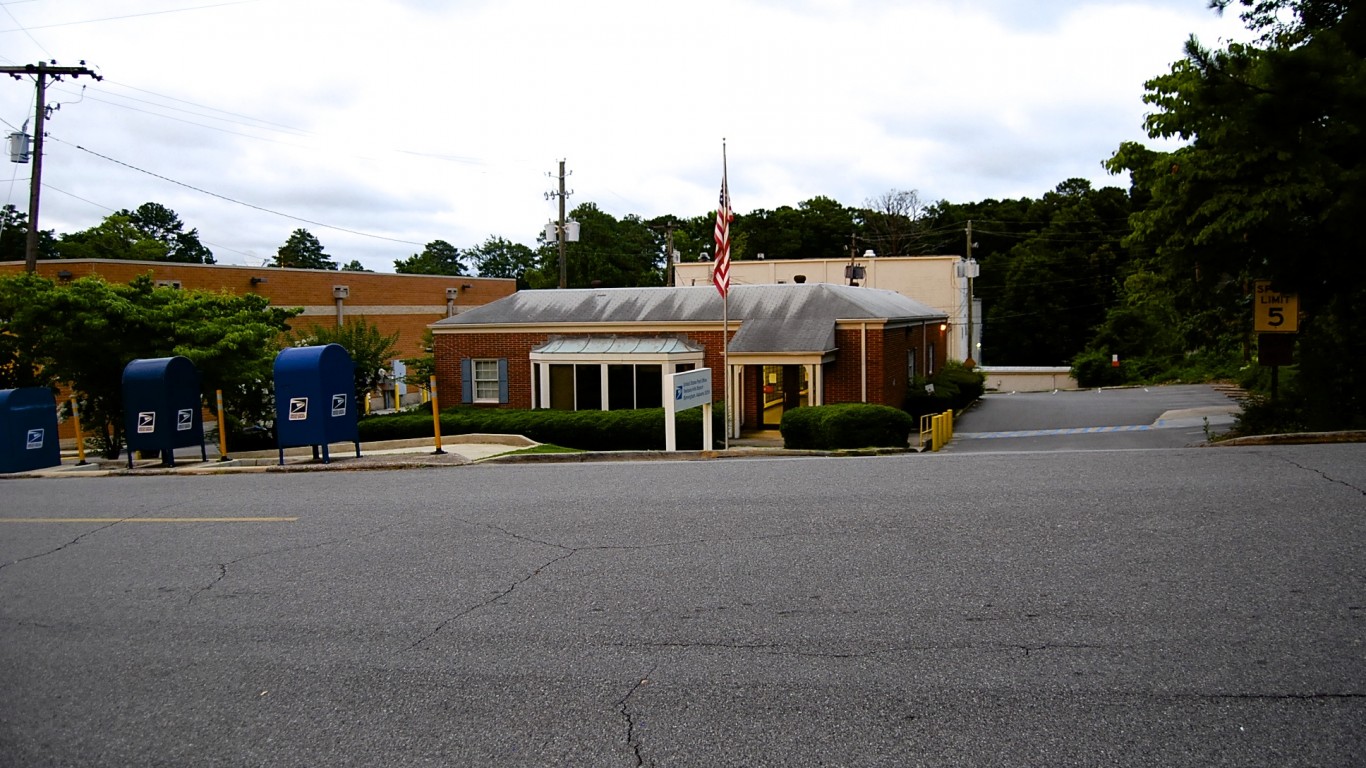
[1071,349,1130,388]
[781,403,913,450]
[357,405,724,451]
[1228,392,1306,436]
[903,360,987,417]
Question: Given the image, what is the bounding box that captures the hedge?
[358,405,724,451]
[903,360,987,418]
[780,403,913,450]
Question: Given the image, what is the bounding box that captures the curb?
[1208,430,1366,447]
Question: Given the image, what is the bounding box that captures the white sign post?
[664,368,713,452]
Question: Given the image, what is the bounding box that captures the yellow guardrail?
[920,409,955,452]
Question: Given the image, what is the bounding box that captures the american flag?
[712,171,733,297]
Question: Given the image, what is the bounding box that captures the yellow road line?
[0,517,298,524]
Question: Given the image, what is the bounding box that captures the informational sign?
[664,368,714,452]
[177,408,194,431]
[331,393,348,417]
[671,368,713,412]
[1254,280,1299,333]
[1259,332,1295,367]
[288,397,309,421]
[137,411,156,433]
[26,428,44,450]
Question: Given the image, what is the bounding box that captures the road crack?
[0,518,127,574]
[188,522,401,604]
[618,665,657,767]
[406,549,578,650]
[1276,456,1366,496]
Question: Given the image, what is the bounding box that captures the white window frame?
[472,358,501,403]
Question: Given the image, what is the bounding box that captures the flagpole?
[722,287,729,450]
[721,140,730,450]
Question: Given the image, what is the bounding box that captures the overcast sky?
[1,0,1252,271]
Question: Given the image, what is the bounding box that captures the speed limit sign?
[1254,281,1298,333]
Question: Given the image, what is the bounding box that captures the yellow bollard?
[69,396,88,465]
[429,375,445,455]
[215,389,230,461]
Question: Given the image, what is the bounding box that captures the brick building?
[0,259,515,360]
[0,259,515,436]
[430,283,948,437]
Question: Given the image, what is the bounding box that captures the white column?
[600,363,610,411]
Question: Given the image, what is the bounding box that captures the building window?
[928,343,935,376]
[908,348,917,382]
[473,359,501,402]
[462,358,508,404]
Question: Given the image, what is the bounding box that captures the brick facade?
[434,321,948,429]
[0,260,515,359]
[1,259,514,439]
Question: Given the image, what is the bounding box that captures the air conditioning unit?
[332,285,349,299]
[155,279,182,290]
[446,287,459,300]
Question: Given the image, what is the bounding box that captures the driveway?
[948,384,1244,452]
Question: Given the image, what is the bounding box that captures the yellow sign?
[1254,280,1298,333]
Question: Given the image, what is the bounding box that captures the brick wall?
[434,328,737,409]
[434,323,938,421]
[0,260,515,359]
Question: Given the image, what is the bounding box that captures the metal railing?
[919,409,954,452]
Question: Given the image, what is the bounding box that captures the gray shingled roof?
[434,283,944,327]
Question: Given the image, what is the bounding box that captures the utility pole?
[2,61,102,273]
[651,217,681,286]
[544,160,572,289]
[963,220,977,367]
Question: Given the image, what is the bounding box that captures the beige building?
[673,255,981,363]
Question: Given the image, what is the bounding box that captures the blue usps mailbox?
[0,387,61,473]
[122,356,208,468]
[274,344,360,465]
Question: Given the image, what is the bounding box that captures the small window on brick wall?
[461,358,508,404]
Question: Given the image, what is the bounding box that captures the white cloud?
[0,0,1252,270]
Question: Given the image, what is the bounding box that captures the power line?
[0,1,258,33]
[58,138,424,247]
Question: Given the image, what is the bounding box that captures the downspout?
[861,322,868,402]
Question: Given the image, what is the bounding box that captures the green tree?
[0,272,299,457]
[291,318,400,409]
[340,259,372,272]
[394,240,465,275]
[0,271,52,387]
[529,203,664,288]
[0,204,57,262]
[467,236,538,289]
[738,197,856,261]
[118,202,214,264]
[274,229,336,270]
[1105,0,1365,427]
[55,214,169,261]
[985,180,1133,365]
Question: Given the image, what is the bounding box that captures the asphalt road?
[1,399,1362,766]
[949,384,1243,452]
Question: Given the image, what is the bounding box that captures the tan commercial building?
[674,255,981,363]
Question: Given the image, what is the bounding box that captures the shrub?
[357,405,724,451]
[903,361,988,417]
[781,403,913,450]
[1071,349,1130,388]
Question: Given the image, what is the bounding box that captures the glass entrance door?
[760,365,807,428]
